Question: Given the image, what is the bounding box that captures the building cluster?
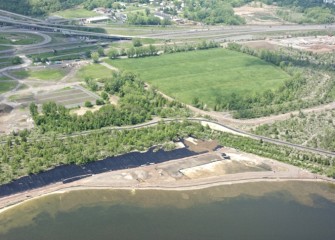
[84,1,186,24]
[323,0,335,5]
[84,8,127,24]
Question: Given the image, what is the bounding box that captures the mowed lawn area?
[10,68,68,81]
[0,33,44,45]
[108,48,290,108]
[76,64,114,80]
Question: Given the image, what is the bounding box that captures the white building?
[85,16,110,24]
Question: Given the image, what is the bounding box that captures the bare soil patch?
[184,138,221,152]
[234,1,284,25]
[109,95,119,105]
[0,107,33,134]
[273,36,335,53]
[71,105,102,116]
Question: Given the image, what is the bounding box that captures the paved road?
[0,15,131,40]
[141,24,335,40]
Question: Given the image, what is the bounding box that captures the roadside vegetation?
[225,42,335,118]
[28,45,102,63]
[0,57,22,69]
[254,110,335,152]
[272,0,335,24]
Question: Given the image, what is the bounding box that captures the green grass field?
[10,68,67,81]
[53,8,100,18]
[0,81,17,93]
[76,64,114,80]
[108,48,290,108]
[0,45,12,51]
[0,33,44,45]
[0,76,11,81]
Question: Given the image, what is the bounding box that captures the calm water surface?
[0,181,335,240]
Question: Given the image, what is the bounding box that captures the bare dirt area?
[0,146,331,213]
[71,105,102,116]
[183,137,221,152]
[272,35,335,53]
[0,61,100,133]
[234,1,285,25]
[36,87,99,108]
[109,95,119,105]
[0,107,33,134]
[243,36,335,53]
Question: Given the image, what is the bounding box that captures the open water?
[0,181,334,240]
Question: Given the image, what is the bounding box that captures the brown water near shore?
[0,181,335,240]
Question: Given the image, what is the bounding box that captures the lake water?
[0,181,335,240]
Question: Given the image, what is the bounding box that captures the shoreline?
[1,148,334,215]
[0,176,333,215]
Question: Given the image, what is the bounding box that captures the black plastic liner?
[0,147,204,198]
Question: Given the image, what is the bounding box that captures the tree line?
[183,0,247,25]
[108,41,220,60]
[127,11,171,26]
[0,0,84,16]
[0,121,208,184]
[163,40,220,54]
[30,71,191,134]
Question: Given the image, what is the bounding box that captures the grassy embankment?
[52,7,100,18]
[0,33,44,45]
[0,75,17,93]
[28,46,100,61]
[0,82,17,94]
[108,48,290,108]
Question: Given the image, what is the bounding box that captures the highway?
[142,24,335,40]
[0,14,131,40]
[1,8,334,42]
